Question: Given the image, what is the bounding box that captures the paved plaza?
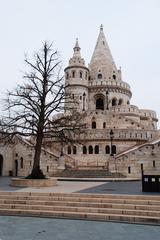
[0,216,160,240]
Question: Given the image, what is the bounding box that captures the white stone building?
[0,25,160,178]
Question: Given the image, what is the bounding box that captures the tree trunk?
[26,129,45,179]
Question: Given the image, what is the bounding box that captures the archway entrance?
[96,98,104,110]
[15,160,18,177]
[0,155,3,176]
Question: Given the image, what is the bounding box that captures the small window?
[80,71,82,78]
[68,146,71,154]
[80,96,82,100]
[112,75,116,80]
[20,157,23,168]
[106,145,110,154]
[127,100,130,105]
[112,145,116,154]
[128,166,131,174]
[72,71,75,78]
[95,145,99,154]
[89,145,93,154]
[97,73,102,79]
[153,160,156,168]
[73,146,77,154]
[92,121,96,129]
[103,122,106,129]
[47,166,49,172]
[83,146,87,154]
[66,72,69,79]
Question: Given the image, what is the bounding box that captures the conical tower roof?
[89,25,118,80]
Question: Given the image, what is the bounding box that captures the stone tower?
[62,25,159,177]
[64,39,89,111]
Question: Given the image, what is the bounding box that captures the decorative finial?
[100,24,103,31]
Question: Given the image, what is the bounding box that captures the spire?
[73,38,81,58]
[90,25,118,80]
[68,38,85,66]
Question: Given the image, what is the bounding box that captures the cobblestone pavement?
[0,216,160,240]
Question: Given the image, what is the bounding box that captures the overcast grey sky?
[0,0,160,126]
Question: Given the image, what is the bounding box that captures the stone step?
[0,208,159,224]
[0,194,160,206]
[0,203,160,217]
[1,199,160,211]
[0,191,160,201]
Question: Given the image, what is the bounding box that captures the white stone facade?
[62,25,160,177]
[0,25,160,178]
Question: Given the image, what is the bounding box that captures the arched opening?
[20,157,23,168]
[73,146,77,154]
[96,98,104,110]
[68,146,71,154]
[103,122,106,129]
[118,99,123,105]
[88,145,93,154]
[80,71,82,78]
[85,72,88,80]
[127,100,130,105]
[72,71,75,78]
[95,145,99,154]
[97,73,102,79]
[112,98,117,106]
[92,121,96,129]
[112,145,116,154]
[0,154,3,176]
[15,160,18,177]
[112,74,116,80]
[105,145,110,154]
[66,72,69,79]
[83,146,87,154]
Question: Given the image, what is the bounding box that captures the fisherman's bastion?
[0,25,160,178]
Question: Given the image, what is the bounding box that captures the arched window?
[112,74,116,80]
[72,71,75,78]
[66,72,69,79]
[20,157,23,168]
[73,146,77,154]
[80,71,82,78]
[83,146,87,154]
[68,146,71,154]
[85,72,88,80]
[103,122,106,129]
[97,73,102,79]
[89,145,93,154]
[112,145,116,154]
[127,100,130,105]
[92,121,96,129]
[106,145,110,154]
[95,145,99,154]
[118,99,123,105]
[96,98,104,110]
[112,98,117,106]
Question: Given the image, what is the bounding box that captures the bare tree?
[0,42,85,178]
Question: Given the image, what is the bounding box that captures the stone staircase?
[53,169,124,178]
[0,192,160,224]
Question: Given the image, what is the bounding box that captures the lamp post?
[110,129,114,156]
[106,90,109,110]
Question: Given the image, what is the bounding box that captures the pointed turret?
[89,25,119,81]
[68,38,85,67]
